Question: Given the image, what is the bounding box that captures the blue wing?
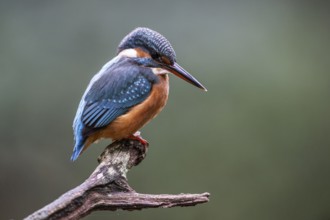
[71,57,158,161]
[82,73,153,128]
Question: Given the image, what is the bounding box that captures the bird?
[71,27,207,161]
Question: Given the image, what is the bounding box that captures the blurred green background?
[1,0,330,219]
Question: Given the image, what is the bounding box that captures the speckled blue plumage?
[71,56,158,161]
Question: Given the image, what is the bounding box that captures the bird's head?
[117,27,207,91]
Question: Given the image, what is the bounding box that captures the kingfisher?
[71,27,207,161]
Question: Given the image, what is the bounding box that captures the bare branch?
[25,140,210,220]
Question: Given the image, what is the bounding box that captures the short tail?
[71,138,85,161]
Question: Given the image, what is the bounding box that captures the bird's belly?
[98,74,169,141]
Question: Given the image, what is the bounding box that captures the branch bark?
[25,139,210,220]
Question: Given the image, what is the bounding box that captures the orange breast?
[84,74,169,149]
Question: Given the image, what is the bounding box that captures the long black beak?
[164,62,207,91]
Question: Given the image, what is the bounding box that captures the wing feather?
[80,57,158,130]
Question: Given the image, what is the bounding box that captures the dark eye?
[151,53,172,65]
[151,52,161,60]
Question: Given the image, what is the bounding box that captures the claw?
[128,131,149,146]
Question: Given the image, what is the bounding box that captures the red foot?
[128,131,149,146]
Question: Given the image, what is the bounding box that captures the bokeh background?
[1,0,330,219]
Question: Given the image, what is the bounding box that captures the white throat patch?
[152,68,170,75]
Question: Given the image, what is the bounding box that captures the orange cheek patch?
[161,56,171,65]
[135,47,151,58]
